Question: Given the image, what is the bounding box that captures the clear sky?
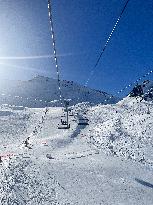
[0,0,153,97]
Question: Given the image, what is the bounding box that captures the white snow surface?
[0,96,153,204]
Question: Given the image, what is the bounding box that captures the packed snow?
[0,78,153,204]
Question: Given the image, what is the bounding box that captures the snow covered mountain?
[0,94,153,204]
[129,79,153,100]
[0,79,153,204]
[0,75,118,108]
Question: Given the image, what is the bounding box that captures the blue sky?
[0,0,153,96]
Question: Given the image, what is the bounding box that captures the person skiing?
[24,137,30,148]
[0,156,2,163]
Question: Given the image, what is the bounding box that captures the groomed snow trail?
[0,102,153,204]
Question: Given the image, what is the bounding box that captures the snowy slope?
[0,75,118,108]
[85,96,153,167]
[0,96,153,204]
[0,79,153,204]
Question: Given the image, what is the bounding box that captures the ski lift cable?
[115,86,153,114]
[116,70,153,95]
[85,0,131,86]
[0,0,151,108]
[93,80,153,131]
[0,93,56,106]
[103,68,153,102]
[0,67,152,107]
[108,69,153,100]
[47,0,63,105]
[48,0,71,129]
[1,0,153,107]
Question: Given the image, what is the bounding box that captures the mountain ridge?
[0,75,119,108]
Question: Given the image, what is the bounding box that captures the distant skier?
[24,137,30,148]
[42,116,44,122]
[33,127,38,134]
[45,107,49,115]
[0,156,2,163]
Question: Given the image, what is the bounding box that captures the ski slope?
[0,97,153,204]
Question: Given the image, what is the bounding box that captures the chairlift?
[58,116,70,129]
[78,118,89,125]
[58,100,71,129]
[64,107,71,112]
[69,110,74,116]
[58,123,70,129]
[61,119,67,125]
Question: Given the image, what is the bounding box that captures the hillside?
[84,96,153,167]
[0,75,118,108]
[0,93,153,204]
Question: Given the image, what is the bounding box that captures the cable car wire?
[85,0,131,86]
[47,0,63,105]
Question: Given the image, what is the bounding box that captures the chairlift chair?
[78,118,89,125]
[58,117,70,129]
[61,119,67,125]
[58,123,70,129]
[69,110,74,116]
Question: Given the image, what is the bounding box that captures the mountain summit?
[0,75,118,108]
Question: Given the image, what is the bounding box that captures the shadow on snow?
[54,124,87,149]
[135,178,153,189]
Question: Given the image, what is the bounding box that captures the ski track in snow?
[0,98,153,204]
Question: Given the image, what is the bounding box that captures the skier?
[0,156,2,163]
[24,137,30,148]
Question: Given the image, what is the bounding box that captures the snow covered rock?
[85,96,153,167]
